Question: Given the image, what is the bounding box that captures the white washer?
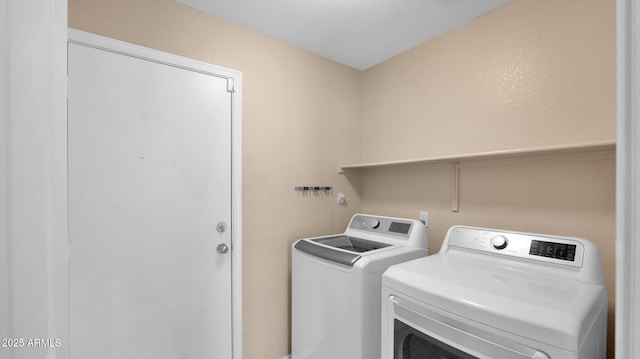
[292,214,429,359]
[382,225,608,359]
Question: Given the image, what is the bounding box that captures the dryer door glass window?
[394,320,478,359]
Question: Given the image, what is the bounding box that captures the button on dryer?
[491,235,508,250]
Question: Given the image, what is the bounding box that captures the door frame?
[66,28,243,359]
[616,0,640,357]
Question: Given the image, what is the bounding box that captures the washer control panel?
[344,214,428,251]
[349,214,413,238]
[446,226,584,268]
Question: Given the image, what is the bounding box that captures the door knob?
[217,243,229,254]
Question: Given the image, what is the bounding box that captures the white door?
[68,37,233,359]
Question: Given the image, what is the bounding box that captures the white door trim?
[67,29,243,359]
[1,1,68,358]
[616,0,640,357]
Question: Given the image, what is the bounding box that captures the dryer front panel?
[383,293,555,359]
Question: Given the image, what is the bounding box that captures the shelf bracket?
[451,161,459,212]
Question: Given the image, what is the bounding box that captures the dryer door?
[385,295,551,359]
[394,319,477,359]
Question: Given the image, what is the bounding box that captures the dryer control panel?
[445,226,586,269]
[529,239,577,261]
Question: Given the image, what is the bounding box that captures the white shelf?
[338,141,616,173]
[339,140,616,212]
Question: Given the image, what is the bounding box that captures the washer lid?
[382,253,607,351]
[294,236,391,266]
[311,235,392,252]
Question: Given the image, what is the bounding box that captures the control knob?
[363,218,380,229]
[491,235,508,250]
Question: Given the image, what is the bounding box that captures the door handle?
[217,243,229,254]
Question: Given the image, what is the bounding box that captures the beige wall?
[70,0,616,358]
[357,0,616,357]
[361,0,615,163]
[68,1,362,358]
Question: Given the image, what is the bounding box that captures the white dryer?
[292,214,429,359]
[382,225,608,359]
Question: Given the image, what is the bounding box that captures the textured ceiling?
[177,0,512,70]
